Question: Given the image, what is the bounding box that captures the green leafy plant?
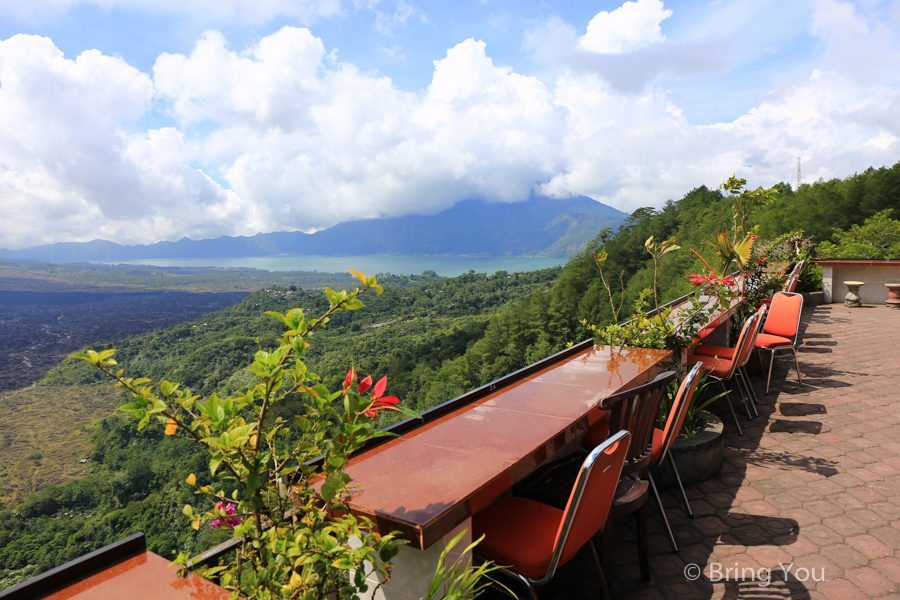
[817,210,900,259]
[71,271,482,600]
[588,234,725,359]
[422,531,514,600]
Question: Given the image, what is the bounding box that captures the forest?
[1,162,899,591]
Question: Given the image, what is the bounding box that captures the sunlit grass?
[0,385,121,508]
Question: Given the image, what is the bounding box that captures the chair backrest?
[735,305,767,368]
[655,363,703,464]
[598,371,677,474]
[544,429,631,580]
[710,311,760,380]
[784,260,804,292]
[764,292,803,340]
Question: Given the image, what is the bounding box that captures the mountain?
[1,196,627,262]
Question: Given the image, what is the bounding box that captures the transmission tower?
[797,157,801,190]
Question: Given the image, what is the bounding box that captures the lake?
[113,255,566,277]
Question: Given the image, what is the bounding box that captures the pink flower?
[210,502,242,529]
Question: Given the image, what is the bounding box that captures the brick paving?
[483,304,900,600]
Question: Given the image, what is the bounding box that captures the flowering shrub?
[72,271,471,600]
[210,501,242,529]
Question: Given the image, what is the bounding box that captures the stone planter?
[650,411,724,488]
[802,291,824,305]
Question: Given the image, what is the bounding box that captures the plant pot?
[650,410,724,488]
[802,291,824,305]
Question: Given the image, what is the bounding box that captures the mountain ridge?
[1,196,627,262]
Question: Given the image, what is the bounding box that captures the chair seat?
[755,333,792,348]
[610,477,649,516]
[472,494,563,579]
[693,345,736,360]
[687,354,731,378]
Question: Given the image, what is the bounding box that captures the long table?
[343,344,672,551]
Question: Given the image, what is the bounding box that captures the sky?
[0,0,898,250]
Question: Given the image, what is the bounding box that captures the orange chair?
[473,430,631,600]
[755,291,804,394]
[693,304,768,413]
[646,362,704,552]
[687,311,762,436]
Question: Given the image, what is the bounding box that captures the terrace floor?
[482,303,900,600]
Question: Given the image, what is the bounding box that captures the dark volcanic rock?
[0,291,247,392]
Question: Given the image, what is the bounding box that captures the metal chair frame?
[756,291,804,394]
[689,310,762,436]
[480,430,632,600]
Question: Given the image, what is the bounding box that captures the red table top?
[343,344,671,549]
[41,551,231,600]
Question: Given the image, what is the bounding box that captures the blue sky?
[0,0,898,248]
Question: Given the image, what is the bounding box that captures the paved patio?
[483,303,900,600]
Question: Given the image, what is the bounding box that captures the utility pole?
[797,157,801,190]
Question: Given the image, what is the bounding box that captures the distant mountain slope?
[1,196,626,262]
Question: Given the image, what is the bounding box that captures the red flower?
[358,376,372,394]
[343,367,356,391]
[363,396,400,418]
[373,376,387,399]
[685,273,739,288]
[685,274,713,286]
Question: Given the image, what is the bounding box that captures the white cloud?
[1,17,899,250]
[811,0,899,82]
[579,0,672,54]
[525,6,726,93]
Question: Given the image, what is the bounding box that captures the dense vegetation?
[41,269,560,413]
[2,161,899,591]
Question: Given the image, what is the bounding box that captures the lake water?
[113,255,566,277]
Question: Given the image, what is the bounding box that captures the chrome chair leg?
[738,369,759,417]
[668,451,693,518]
[719,380,743,435]
[649,472,678,553]
[741,366,760,406]
[765,349,776,394]
[792,348,803,387]
[732,375,753,419]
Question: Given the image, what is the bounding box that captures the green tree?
[818,210,900,259]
